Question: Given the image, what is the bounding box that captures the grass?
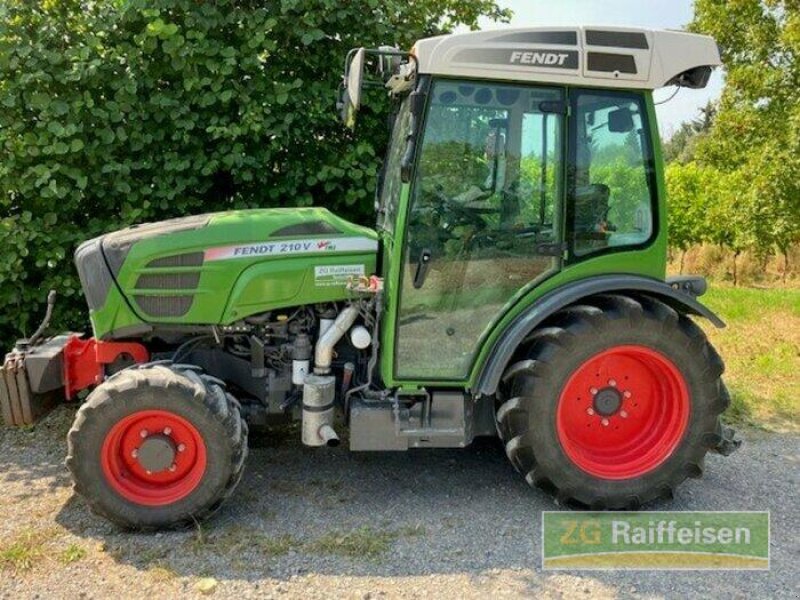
[700,284,800,432]
[0,529,50,572]
[60,543,87,565]
[184,522,427,562]
[185,524,303,558]
[1,528,92,573]
[307,527,399,559]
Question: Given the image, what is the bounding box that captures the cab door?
[394,80,566,381]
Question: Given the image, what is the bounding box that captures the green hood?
[75,208,378,338]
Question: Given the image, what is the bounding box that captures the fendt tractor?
[2,26,741,529]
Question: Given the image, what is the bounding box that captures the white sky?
[477,0,724,138]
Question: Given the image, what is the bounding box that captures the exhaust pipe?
[314,306,359,374]
[302,373,339,447]
[318,424,340,447]
[302,304,361,446]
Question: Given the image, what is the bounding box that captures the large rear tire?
[497,294,730,509]
[66,362,248,530]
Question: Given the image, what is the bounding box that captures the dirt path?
[1,406,797,599]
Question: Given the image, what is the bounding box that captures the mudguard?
[473,275,724,398]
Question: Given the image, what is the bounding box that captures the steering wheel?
[432,186,497,230]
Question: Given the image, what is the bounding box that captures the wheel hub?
[101,409,207,506]
[136,434,176,473]
[593,387,622,416]
[556,345,690,480]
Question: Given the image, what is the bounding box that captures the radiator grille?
[134,295,194,318]
[147,252,204,268]
[135,272,201,290]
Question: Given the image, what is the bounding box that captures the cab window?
[569,90,656,257]
[395,81,563,380]
[378,97,413,234]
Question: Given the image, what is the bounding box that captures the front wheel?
[66,363,248,530]
[497,294,731,509]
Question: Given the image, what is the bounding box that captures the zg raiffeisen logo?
[542,512,769,570]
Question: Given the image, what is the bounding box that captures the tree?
[666,162,710,272]
[0,0,510,343]
[690,0,800,281]
[662,101,717,164]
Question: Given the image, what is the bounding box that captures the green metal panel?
[89,285,149,339]
[379,183,411,387]
[91,207,378,338]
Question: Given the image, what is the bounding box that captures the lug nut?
[177,444,186,453]
[601,418,610,427]
[163,427,172,436]
[624,391,632,398]
[140,429,149,438]
[169,464,177,472]
[131,449,138,459]
[145,470,152,475]
[587,408,595,416]
[609,379,617,387]
[620,410,628,419]
[590,387,598,395]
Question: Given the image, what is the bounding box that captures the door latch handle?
[413,248,432,289]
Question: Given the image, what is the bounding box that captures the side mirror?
[377,46,402,80]
[608,107,635,133]
[341,48,366,129]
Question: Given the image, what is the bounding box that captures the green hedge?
[0,0,509,343]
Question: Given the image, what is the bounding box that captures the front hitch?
[1,336,72,426]
[1,291,150,427]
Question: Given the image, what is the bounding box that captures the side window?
[378,97,413,234]
[569,91,655,257]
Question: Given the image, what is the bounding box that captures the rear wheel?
[67,363,247,530]
[497,294,730,509]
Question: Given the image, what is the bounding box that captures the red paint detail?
[556,345,690,480]
[101,409,207,506]
[317,240,330,249]
[63,336,149,399]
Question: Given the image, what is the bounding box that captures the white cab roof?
[411,27,721,90]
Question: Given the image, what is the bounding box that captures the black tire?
[66,362,248,530]
[497,293,730,509]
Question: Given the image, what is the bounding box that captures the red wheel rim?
[101,410,207,506]
[556,345,690,480]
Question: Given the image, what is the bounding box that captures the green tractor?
[2,26,740,529]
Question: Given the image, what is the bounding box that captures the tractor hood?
[75,208,378,338]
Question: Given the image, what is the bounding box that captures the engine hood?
[75,208,379,338]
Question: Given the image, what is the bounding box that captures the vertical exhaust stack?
[301,305,359,447]
[314,306,359,375]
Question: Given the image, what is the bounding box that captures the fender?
[473,275,724,398]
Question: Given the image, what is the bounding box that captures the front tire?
[66,363,248,530]
[497,294,730,509]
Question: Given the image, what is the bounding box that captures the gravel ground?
[0,405,797,599]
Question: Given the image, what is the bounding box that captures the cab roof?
[411,26,721,90]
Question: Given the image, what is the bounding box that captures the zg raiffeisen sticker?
[314,264,365,287]
[542,511,770,570]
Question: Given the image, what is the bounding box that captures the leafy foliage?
[0,0,509,342]
[662,101,716,164]
[665,0,800,283]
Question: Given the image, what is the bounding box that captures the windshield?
[377,96,413,234]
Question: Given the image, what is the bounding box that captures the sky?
[480,0,724,138]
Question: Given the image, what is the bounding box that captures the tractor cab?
[342,27,721,384]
